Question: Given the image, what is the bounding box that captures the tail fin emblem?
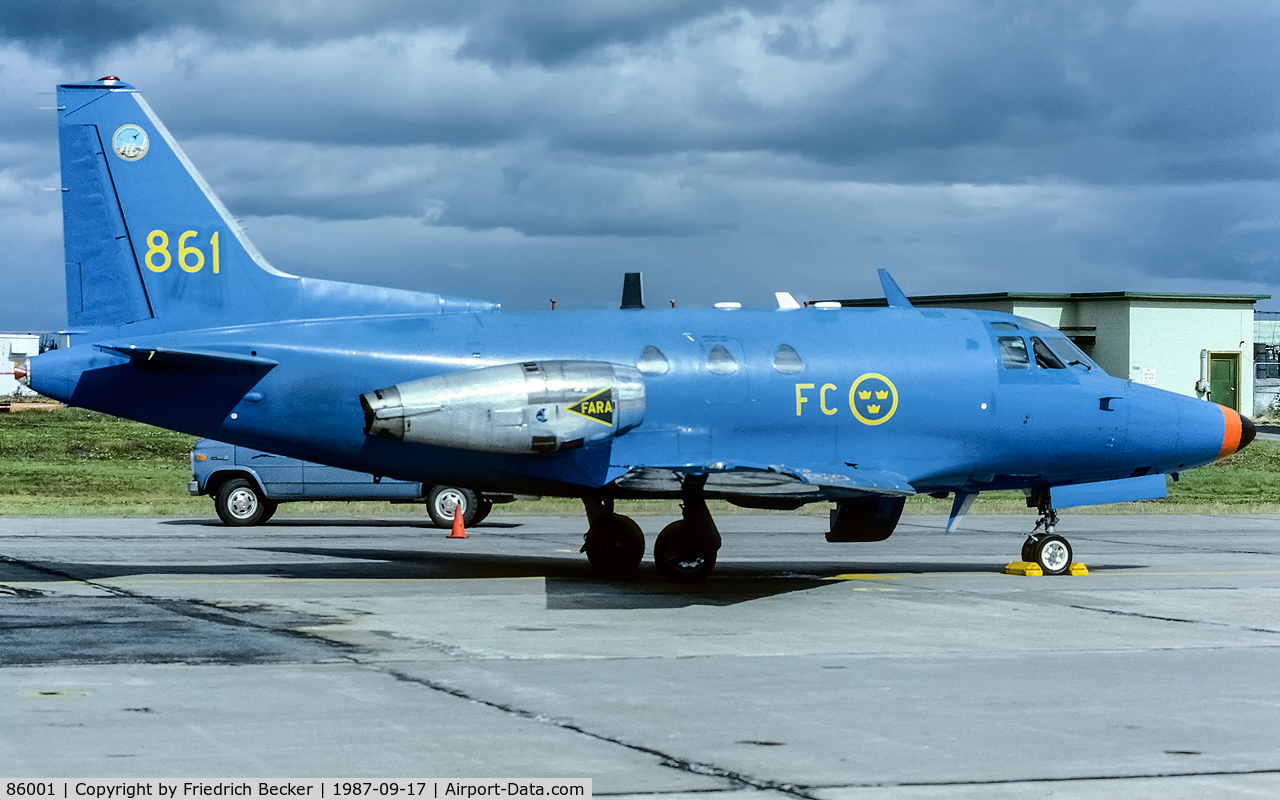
[112,124,149,161]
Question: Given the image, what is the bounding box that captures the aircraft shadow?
[13,548,1146,610]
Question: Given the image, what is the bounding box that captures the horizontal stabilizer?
[97,344,278,372]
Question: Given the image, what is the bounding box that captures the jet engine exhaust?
[361,360,645,455]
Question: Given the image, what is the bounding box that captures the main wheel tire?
[1033,534,1072,575]
[1021,536,1038,563]
[427,486,478,528]
[584,514,645,578]
[471,497,494,526]
[216,478,269,526]
[654,519,717,583]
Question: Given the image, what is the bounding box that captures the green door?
[1210,354,1239,410]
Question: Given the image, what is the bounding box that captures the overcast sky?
[2,0,1277,329]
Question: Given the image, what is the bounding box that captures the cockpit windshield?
[1043,337,1098,371]
[1030,337,1066,369]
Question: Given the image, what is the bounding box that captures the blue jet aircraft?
[23,78,1256,581]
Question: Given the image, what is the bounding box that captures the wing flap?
[614,461,914,498]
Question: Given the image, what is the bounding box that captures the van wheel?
[471,497,494,526]
[427,486,478,528]
[216,478,273,526]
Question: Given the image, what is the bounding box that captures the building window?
[637,345,669,374]
[773,344,804,373]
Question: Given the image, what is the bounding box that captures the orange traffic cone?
[447,503,468,539]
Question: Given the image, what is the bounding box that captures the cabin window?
[772,344,804,374]
[998,337,1029,369]
[990,321,1019,331]
[1031,337,1066,369]
[706,344,738,375]
[637,345,669,374]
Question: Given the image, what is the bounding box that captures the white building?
[1,334,42,396]
[835,292,1266,414]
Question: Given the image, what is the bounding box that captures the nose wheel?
[1022,495,1072,575]
[1022,533,1073,575]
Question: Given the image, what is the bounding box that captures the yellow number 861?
[145,230,220,274]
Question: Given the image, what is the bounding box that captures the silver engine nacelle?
[361,360,645,454]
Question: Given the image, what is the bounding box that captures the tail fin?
[57,77,495,333]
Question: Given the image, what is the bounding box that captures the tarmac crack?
[1069,603,1280,634]
[1081,536,1280,557]
[375,665,820,799]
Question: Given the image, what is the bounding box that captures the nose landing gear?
[1021,492,1073,575]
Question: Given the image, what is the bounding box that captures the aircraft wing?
[613,461,914,499]
[97,345,278,372]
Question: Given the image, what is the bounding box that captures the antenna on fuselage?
[878,270,914,309]
[621,273,644,309]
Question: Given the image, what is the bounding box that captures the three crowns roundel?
[850,373,898,426]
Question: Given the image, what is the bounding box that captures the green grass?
[0,404,1276,517]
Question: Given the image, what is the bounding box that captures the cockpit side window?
[1030,337,1066,369]
[998,337,1030,369]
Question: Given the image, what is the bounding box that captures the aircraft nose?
[1239,412,1256,451]
[1217,406,1255,459]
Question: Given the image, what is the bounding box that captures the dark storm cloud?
[0,0,796,65]
[0,0,1277,326]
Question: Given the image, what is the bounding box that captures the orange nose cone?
[1217,406,1255,459]
[13,362,27,382]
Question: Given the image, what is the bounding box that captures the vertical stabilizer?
[56,78,499,334]
[58,78,291,329]
[878,269,914,309]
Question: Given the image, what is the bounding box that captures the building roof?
[832,291,1271,308]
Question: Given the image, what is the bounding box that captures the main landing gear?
[1021,493,1073,575]
[580,475,722,582]
[580,497,645,578]
[653,475,722,583]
